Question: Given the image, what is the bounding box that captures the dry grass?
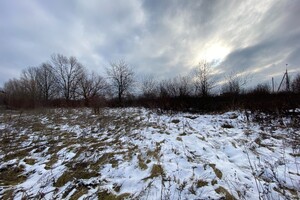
[0,165,26,186]
[2,189,14,200]
[44,155,59,170]
[171,119,180,124]
[208,164,223,179]
[150,164,164,178]
[196,179,208,188]
[1,108,299,199]
[54,169,98,187]
[3,149,29,162]
[215,186,236,200]
[138,154,148,170]
[146,143,162,161]
[69,185,89,200]
[24,158,36,165]
[221,123,234,128]
[98,190,131,200]
[211,179,218,186]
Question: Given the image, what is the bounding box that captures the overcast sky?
[0,0,299,89]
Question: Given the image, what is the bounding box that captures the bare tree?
[36,63,58,101]
[177,75,192,97]
[193,61,215,97]
[140,75,158,98]
[164,78,178,97]
[77,71,109,105]
[158,79,170,98]
[221,72,250,95]
[0,87,4,105]
[20,67,39,104]
[4,66,48,107]
[51,54,84,101]
[251,83,271,94]
[292,73,300,93]
[106,60,134,102]
[159,76,192,98]
[3,78,24,107]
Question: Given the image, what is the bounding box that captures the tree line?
[2,54,107,108]
[1,53,300,113]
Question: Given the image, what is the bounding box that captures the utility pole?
[277,72,286,92]
[277,64,290,92]
[272,77,274,93]
[285,64,290,92]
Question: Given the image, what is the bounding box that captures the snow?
[0,108,299,199]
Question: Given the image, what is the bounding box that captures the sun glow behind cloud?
[192,42,231,66]
[205,45,230,63]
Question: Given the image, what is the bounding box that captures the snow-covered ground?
[0,108,299,199]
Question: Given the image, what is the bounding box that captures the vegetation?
[0,55,299,199]
[0,165,26,186]
[0,107,299,199]
[1,53,299,115]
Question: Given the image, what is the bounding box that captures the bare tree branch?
[51,54,84,101]
[193,60,215,97]
[106,60,134,102]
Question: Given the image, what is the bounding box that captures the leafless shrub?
[292,73,300,93]
[193,60,215,97]
[140,75,158,98]
[221,72,251,95]
[77,70,109,106]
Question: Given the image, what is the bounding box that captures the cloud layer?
[0,0,299,88]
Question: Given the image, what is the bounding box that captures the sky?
[0,0,300,89]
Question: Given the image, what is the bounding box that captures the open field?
[0,108,299,200]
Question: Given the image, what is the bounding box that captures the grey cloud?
[218,30,300,76]
[216,0,300,86]
[0,0,299,87]
[286,47,300,67]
